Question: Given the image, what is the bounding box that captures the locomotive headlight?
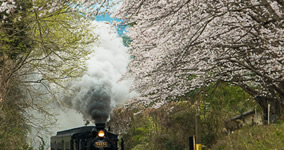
[98,130,105,137]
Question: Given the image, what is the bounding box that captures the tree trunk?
[255,96,284,124]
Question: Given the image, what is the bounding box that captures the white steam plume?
[63,21,131,123]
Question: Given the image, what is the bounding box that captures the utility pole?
[268,104,271,125]
[195,103,202,150]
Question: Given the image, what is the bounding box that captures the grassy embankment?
[212,122,284,150]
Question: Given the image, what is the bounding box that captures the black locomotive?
[50,123,123,150]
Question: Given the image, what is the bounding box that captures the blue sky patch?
[96,14,128,36]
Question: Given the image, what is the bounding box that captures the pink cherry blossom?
[114,0,284,111]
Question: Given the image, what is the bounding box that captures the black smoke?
[84,87,111,123]
[64,79,114,124]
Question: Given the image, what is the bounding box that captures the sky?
[96,14,128,36]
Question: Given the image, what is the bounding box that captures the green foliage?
[112,82,261,149]
[128,22,137,27]
[206,83,255,113]
[189,82,256,119]
[122,113,152,149]
[0,80,33,149]
[122,35,131,47]
[0,103,32,149]
[192,82,258,146]
[0,0,33,59]
[187,74,197,80]
[26,5,97,84]
[115,102,195,150]
[1,0,97,87]
[211,123,284,150]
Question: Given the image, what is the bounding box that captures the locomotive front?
[51,86,122,150]
[90,123,118,150]
[50,123,121,150]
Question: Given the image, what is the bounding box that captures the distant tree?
[0,0,97,106]
[115,0,284,120]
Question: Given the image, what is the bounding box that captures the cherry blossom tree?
[114,0,284,120]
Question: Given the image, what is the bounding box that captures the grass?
[211,123,284,150]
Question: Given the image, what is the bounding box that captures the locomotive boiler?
[50,123,123,150]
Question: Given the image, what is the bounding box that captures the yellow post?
[195,103,202,150]
[196,144,202,150]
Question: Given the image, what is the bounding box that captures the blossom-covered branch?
[115,0,283,118]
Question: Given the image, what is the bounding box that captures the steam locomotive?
[50,123,123,150]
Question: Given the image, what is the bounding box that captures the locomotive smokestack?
[95,123,106,130]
